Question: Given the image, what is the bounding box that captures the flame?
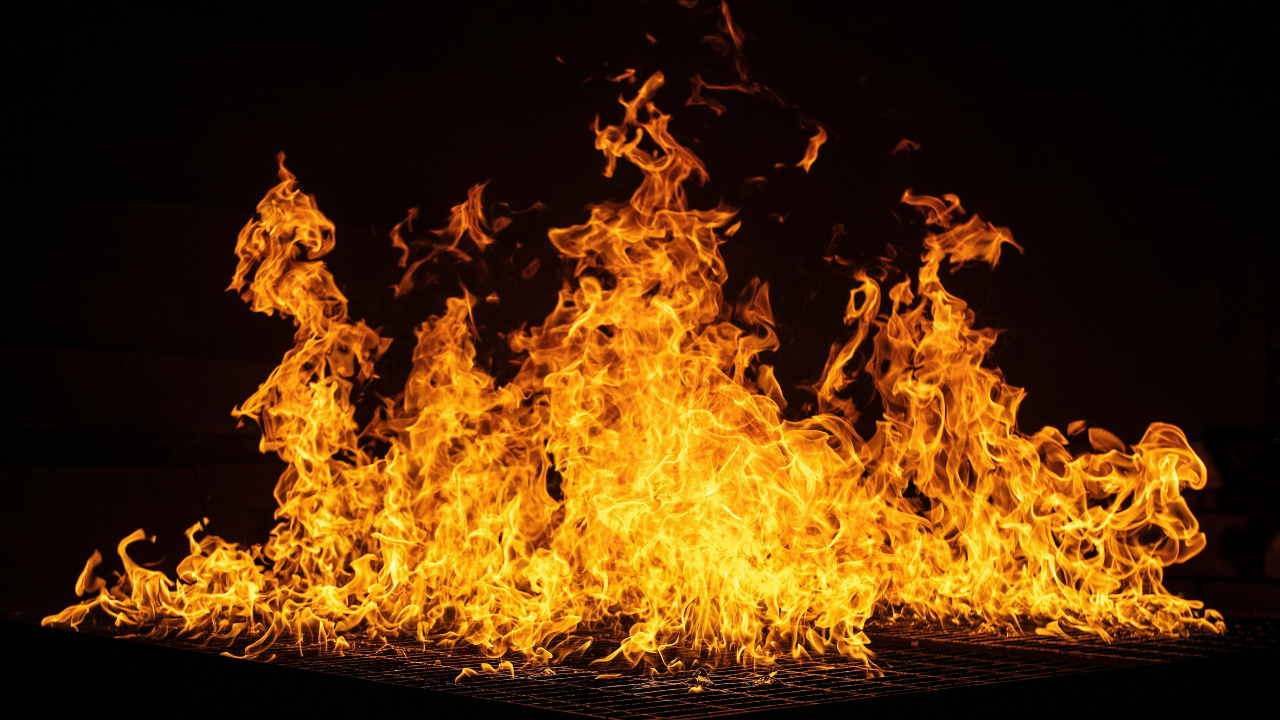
[45,65,1220,669]
[892,138,921,155]
[797,123,827,172]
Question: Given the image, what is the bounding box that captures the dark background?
[2,1,1275,618]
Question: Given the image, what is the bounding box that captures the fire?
[797,123,827,172]
[45,48,1221,669]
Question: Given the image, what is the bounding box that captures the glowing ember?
[45,10,1220,671]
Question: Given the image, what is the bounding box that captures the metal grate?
[110,618,1279,719]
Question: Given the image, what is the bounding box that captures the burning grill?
[83,617,1277,718]
[36,2,1264,708]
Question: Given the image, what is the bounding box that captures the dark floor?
[9,616,1278,717]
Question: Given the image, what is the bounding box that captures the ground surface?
[8,617,1277,717]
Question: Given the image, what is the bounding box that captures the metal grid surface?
[114,618,1278,719]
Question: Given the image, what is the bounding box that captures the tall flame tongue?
[46,71,1220,667]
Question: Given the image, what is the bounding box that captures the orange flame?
[45,70,1220,669]
[797,123,828,172]
[892,138,921,155]
[687,75,728,116]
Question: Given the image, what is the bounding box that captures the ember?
[44,1,1221,671]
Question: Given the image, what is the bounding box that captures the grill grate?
[107,618,1278,719]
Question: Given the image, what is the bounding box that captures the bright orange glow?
[45,60,1220,671]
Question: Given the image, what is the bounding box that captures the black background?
[1,1,1275,617]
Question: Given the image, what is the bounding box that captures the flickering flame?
[892,138,921,155]
[797,123,827,172]
[45,60,1220,669]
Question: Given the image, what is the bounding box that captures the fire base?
[43,618,1280,718]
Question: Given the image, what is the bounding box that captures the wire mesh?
[105,617,1278,719]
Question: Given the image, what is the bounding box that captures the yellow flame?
[45,71,1220,669]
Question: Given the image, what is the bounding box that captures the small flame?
[892,139,921,155]
[797,123,828,172]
